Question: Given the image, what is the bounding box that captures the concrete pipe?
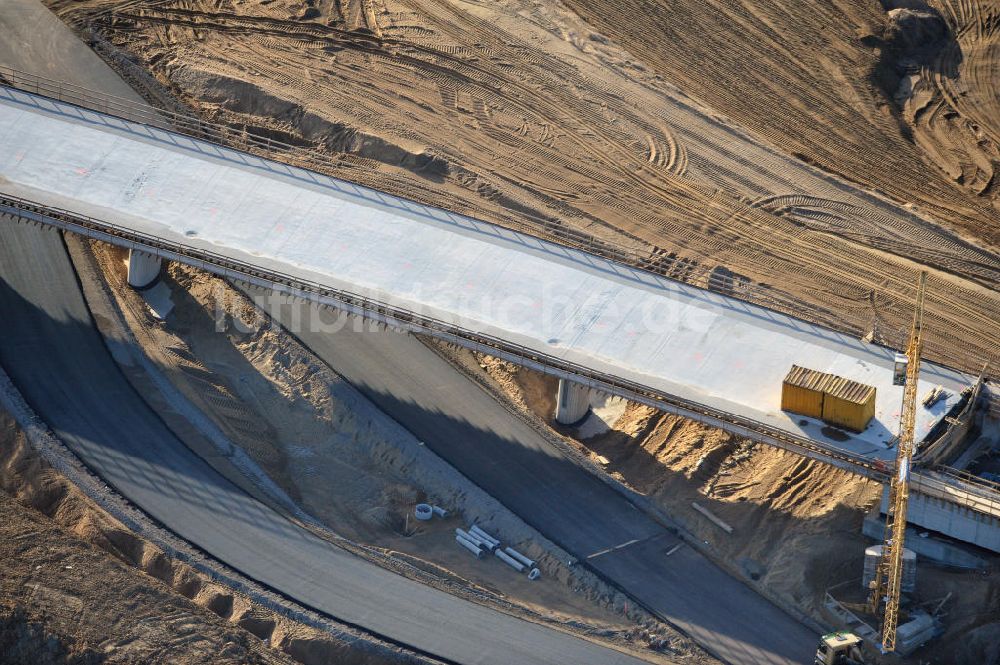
[457,528,495,552]
[455,535,483,558]
[127,249,162,289]
[494,549,525,572]
[455,528,481,543]
[469,535,498,552]
[431,505,448,518]
[527,568,541,581]
[414,504,433,521]
[470,525,500,547]
[503,547,535,569]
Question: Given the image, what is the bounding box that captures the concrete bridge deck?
[0,81,974,471]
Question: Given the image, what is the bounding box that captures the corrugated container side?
[822,391,876,432]
[781,382,825,419]
[781,365,831,419]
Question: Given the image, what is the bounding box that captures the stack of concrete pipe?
[454,524,541,580]
[454,529,485,558]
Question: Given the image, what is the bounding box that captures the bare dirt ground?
[462,352,1000,665]
[898,1,1000,207]
[0,410,393,665]
[558,0,1000,238]
[81,239,714,664]
[0,499,286,665]
[40,0,1000,378]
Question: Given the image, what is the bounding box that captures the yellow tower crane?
[868,270,928,654]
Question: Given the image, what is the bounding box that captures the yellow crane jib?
[868,270,927,654]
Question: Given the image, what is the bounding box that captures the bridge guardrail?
[0,190,887,479]
[931,466,1000,495]
[911,470,1000,519]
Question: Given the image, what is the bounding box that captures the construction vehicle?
[868,271,928,654]
[815,631,865,665]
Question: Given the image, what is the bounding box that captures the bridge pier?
[555,378,591,425]
[127,249,161,289]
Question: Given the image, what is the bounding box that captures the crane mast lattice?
[868,270,927,654]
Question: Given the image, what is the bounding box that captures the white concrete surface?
[0,87,973,461]
[576,394,627,439]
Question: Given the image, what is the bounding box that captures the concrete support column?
[127,249,162,289]
[555,378,591,425]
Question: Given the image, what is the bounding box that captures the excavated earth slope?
[0,410,389,665]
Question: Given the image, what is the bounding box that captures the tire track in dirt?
[559,0,1000,245]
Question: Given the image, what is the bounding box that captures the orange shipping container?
[781,365,832,420]
[822,376,876,433]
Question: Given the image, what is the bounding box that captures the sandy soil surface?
[558,0,1000,240]
[462,352,1000,664]
[82,240,714,664]
[0,410,398,665]
[892,0,1000,222]
[41,0,1000,378]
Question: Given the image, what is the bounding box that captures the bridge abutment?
[882,485,1000,554]
[555,378,591,425]
[127,249,161,289]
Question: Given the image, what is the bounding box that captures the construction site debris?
[470,525,501,549]
[923,386,948,408]
[455,535,484,559]
[691,502,733,534]
[457,523,543,579]
[895,611,937,656]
